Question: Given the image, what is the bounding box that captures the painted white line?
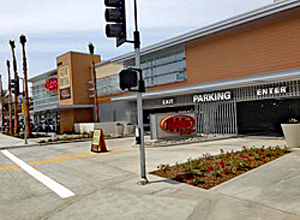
[1,150,75,198]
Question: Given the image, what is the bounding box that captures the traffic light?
[105,0,127,47]
[11,77,20,96]
[119,68,138,90]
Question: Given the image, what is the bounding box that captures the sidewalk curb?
[140,136,240,148]
[0,143,40,150]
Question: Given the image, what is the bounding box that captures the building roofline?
[112,68,300,101]
[95,60,112,68]
[56,51,100,59]
[108,0,300,63]
[29,69,57,82]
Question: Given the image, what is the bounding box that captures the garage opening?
[237,99,300,136]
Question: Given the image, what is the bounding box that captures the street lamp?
[19,34,31,136]
[9,40,19,135]
[88,43,100,122]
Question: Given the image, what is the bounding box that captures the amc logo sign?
[160,114,196,135]
[45,77,58,94]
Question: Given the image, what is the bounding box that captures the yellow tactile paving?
[0,146,137,172]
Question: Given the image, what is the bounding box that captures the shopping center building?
[30,0,300,135]
[29,52,100,133]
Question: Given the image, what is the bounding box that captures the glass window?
[176,72,186,81]
[154,74,177,85]
[175,51,185,60]
[154,63,176,76]
[154,54,174,66]
[143,69,152,78]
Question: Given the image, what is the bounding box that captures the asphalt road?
[1,136,299,220]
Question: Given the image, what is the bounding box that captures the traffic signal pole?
[20,77,28,144]
[133,0,148,185]
[105,0,148,184]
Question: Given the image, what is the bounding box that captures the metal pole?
[6,60,13,135]
[21,78,27,144]
[0,75,4,132]
[134,0,148,185]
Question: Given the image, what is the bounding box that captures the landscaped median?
[38,134,93,144]
[151,146,291,189]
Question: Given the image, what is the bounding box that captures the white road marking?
[1,150,75,198]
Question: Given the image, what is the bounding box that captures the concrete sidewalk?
[45,138,300,219]
[1,136,300,220]
[0,133,38,149]
[47,145,300,220]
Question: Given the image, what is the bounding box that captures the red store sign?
[160,114,196,135]
[45,77,58,94]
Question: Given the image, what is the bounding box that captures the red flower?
[224,170,230,175]
[207,166,212,171]
[217,160,226,168]
[240,155,251,160]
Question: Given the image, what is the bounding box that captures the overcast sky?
[0,0,273,88]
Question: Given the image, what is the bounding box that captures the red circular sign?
[45,77,58,94]
[160,114,196,135]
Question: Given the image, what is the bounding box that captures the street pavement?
[0,134,300,220]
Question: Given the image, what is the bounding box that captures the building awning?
[112,69,300,102]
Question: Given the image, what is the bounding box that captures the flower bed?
[151,146,291,189]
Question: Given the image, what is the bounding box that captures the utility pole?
[6,60,13,135]
[88,43,100,122]
[9,40,19,135]
[20,35,31,136]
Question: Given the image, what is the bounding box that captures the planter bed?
[151,146,291,190]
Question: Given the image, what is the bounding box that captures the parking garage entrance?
[237,99,300,136]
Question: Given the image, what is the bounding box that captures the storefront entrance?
[237,99,300,136]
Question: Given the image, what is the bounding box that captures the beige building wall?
[185,7,300,85]
[95,62,123,78]
[56,52,101,133]
[116,7,300,96]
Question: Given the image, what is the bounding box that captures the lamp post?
[9,40,19,135]
[88,43,100,122]
[20,35,31,136]
[6,60,13,135]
